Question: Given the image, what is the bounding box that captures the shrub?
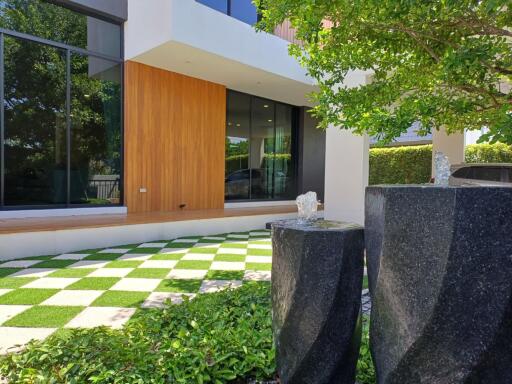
[369,145,432,185]
[0,283,275,384]
[356,316,376,384]
[465,143,512,163]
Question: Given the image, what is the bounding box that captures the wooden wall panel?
[124,61,226,213]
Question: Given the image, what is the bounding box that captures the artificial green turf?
[105,260,143,268]
[19,255,57,261]
[0,277,36,289]
[0,268,21,278]
[74,249,102,254]
[219,243,247,249]
[92,291,149,308]
[363,275,369,290]
[84,254,122,261]
[47,269,95,278]
[0,289,59,305]
[248,240,271,245]
[213,254,246,262]
[112,244,140,249]
[196,238,224,243]
[31,260,76,269]
[206,270,244,280]
[187,247,217,254]
[156,279,202,293]
[66,277,120,290]
[245,263,272,271]
[149,253,184,260]
[127,248,161,254]
[4,306,84,328]
[246,249,272,256]
[165,243,193,249]
[127,269,170,279]
[174,260,211,270]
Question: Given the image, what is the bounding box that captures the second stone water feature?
[271,192,365,384]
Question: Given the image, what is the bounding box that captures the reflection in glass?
[274,104,294,199]
[70,55,122,205]
[225,92,250,200]
[0,0,121,58]
[231,0,258,24]
[251,97,275,199]
[4,37,67,205]
[196,0,228,13]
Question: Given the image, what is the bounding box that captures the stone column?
[431,128,465,176]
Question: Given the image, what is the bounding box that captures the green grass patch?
[111,244,140,249]
[156,279,202,293]
[206,270,244,280]
[248,240,271,245]
[0,277,36,289]
[92,291,149,308]
[174,260,211,270]
[0,268,21,278]
[74,249,102,254]
[48,269,95,278]
[127,269,170,279]
[66,277,120,291]
[84,253,122,261]
[187,247,218,254]
[19,255,57,261]
[363,275,369,290]
[4,306,84,328]
[127,248,161,255]
[247,249,272,256]
[0,289,59,305]
[246,263,272,271]
[30,260,76,269]
[150,253,184,260]
[220,242,247,249]
[214,254,246,262]
[165,243,193,249]
[105,260,143,268]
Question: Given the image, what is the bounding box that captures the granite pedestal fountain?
[365,179,512,382]
[271,192,365,384]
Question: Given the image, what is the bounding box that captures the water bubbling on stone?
[296,191,319,224]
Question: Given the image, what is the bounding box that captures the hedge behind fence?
[369,143,512,185]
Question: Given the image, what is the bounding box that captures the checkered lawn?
[0,229,272,354]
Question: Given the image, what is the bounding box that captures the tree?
[256,0,512,144]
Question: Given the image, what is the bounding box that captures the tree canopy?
[256,0,512,144]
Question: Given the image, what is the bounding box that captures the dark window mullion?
[248,94,253,200]
[272,102,276,199]
[0,33,4,208]
[227,0,232,16]
[66,49,71,206]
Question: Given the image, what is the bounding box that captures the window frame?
[225,89,299,202]
[0,3,124,211]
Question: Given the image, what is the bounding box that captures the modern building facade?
[0,0,326,218]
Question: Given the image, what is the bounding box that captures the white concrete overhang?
[124,0,317,106]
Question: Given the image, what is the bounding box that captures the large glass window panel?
[4,36,67,205]
[0,1,121,58]
[225,92,250,200]
[250,97,275,200]
[69,54,122,205]
[274,104,295,199]
[196,0,228,13]
[231,0,258,25]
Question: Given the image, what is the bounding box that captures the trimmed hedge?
[369,143,512,185]
[369,145,433,185]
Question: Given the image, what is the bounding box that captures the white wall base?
[0,206,128,220]
[0,212,297,261]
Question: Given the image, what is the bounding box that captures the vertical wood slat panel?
[124,61,226,213]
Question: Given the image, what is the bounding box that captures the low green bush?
[369,145,432,185]
[465,143,512,163]
[357,316,375,384]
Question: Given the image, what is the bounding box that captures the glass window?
[225,91,297,201]
[0,0,121,58]
[4,36,67,206]
[469,167,503,182]
[70,54,122,205]
[196,0,228,13]
[231,0,258,25]
[225,92,250,200]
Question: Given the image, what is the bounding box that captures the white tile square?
[139,260,177,269]
[181,253,215,261]
[167,269,208,280]
[42,290,104,306]
[159,248,188,254]
[69,260,109,269]
[249,231,270,236]
[141,292,195,308]
[0,289,12,298]
[227,234,249,239]
[245,256,272,263]
[0,260,40,268]
[0,327,56,354]
[247,244,272,250]
[193,243,220,249]
[118,253,153,261]
[202,236,226,241]
[23,278,80,289]
[52,253,89,260]
[110,278,161,292]
[10,268,56,278]
[172,238,199,243]
[210,262,245,271]
[88,268,133,278]
[244,270,271,281]
[65,307,136,329]
[199,280,242,293]
[216,248,246,255]
[98,248,131,254]
[0,305,30,325]
[138,243,167,248]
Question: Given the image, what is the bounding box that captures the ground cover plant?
[0,283,376,383]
